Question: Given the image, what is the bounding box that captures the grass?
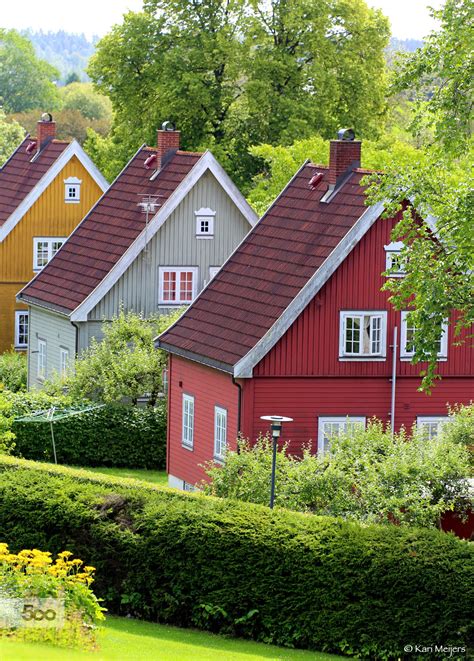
[0,616,343,660]
[70,465,168,486]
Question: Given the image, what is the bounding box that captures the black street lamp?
[260,415,294,509]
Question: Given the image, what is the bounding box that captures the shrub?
[5,391,166,469]
[0,393,15,454]
[203,421,472,528]
[0,456,472,659]
[0,351,27,392]
[0,543,104,649]
[445,404,474,473]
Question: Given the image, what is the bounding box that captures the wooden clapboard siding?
[0,155,103,352]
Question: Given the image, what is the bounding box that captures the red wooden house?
[157,134,473,494]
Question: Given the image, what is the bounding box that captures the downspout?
[390,326,398,434]
[71,320,79,357]
[232,375,242,453]
[166,355,172,474]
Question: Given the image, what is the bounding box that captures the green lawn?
[0,616,342,660]
[70,465,168,486]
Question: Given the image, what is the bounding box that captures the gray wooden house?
[18,126,257,387]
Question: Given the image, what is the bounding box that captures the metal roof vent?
[337,128,355,141]
[309,172,324,190]
[161,120,176,131]
[41,112,53,123]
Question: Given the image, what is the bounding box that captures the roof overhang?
[156,341,234,374]
[0,140,108,243]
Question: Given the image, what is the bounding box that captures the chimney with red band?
[37,113,56,151]
[157,121,180,169]
[328,129,361,185]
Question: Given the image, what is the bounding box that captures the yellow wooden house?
[0,114,108,353]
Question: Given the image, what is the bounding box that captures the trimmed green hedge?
[9,394,166,468]
[0,457,472,658]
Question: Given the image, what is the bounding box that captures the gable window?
[33,237,66,271]
[384,241,405,277]
[37,338,47,379]
[15,311,29,348]
[64,177,81,203]
[417,416,449,440]
[339,311,387,359]
[158,267,198,304]
[400,312,448,360]
[195,207,215,238]
[214,406,227,462]
[182,394,194,449]
[209,266,220,280]
[59,347,69,377]
[318,416,366,455]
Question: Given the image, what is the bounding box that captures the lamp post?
[260,415,293,509]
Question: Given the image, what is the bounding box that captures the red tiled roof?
[20,148,203,312]
[0,137,69,226]
[159,164,372,369]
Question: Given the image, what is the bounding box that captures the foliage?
[203,420,471,528]
[59,83,112,121]
[24,30,98,84]
[67,308,183,406]
[0,351,27,392]
[5,390,166,469]
[0,457,472,658]
[0,29,61,113]
[248,133,420,214]
[0,543,104,649]
[11,108,111,144]
[444,404,474,474]
[364,0,474,391]
[88,0,389,186]
[0,394,15,455]
[0,110,25,166]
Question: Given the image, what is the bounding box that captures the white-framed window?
[64,176,81,203]
[59,347,69,377]
[384,241,406,277]
[182,394,195,449]
[158,267,198,304]
[183,481,196,492]
[37,338,47,379]
[209,266,220,280]
[14,311,29,348]
[417,416,450,440]
[214,406,227,461]
[318,416,366,455]
[195,207,215,238]
[400,311,448,360]
[33,237,66,271]
[339,311,387,359]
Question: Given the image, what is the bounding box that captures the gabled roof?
[18,148,257,318]
[158,163,386,376]
[0,137,108,242]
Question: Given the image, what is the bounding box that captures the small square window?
[384,241,406,277]
[64,177,82,203]
[195,207,215,237]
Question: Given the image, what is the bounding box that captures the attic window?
[195,207,215,238]
[384,241,405,277]
[64,176,82,203]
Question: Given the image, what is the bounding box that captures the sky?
[0,0,443,40]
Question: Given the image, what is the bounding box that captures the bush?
[445,404,474,473]
[0,457,472,659]
[5,391,166,469]
[0,543,104,649]
[0,351,27,392]
[0,393,15,454]
[204,421,472,528]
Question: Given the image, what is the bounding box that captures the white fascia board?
[70,151,255,321]
[233,200,386,377]
[0,140,108,243]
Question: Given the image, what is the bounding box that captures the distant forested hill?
[23,30,98,83]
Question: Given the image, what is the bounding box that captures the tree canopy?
[0,110,24,166]
[0,29,61,113]
[88,0,390,186]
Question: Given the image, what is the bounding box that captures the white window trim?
[37,338,47,380]
[339,311,388,360]
[182,394,195,450]
[33,237,67,271]
[64,176,82,204]
[59,347,69,377]
[400,311,448,361]
[384,241,405,278]
[158,267,198,305]
[209,266,220,280]
[214,406,227,462]
[195,207,216,238]
[318,416,366,454]
[416,416,450,439]
[14,311,29,348]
